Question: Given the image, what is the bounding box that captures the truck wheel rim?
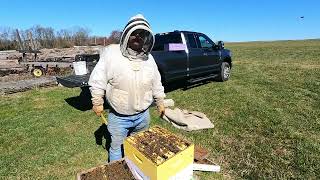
[223,66,230,79]
[33,69,43,77]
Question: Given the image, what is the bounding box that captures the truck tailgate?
[56,74,90,88]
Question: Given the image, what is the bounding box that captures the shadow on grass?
[64,87,92,111]
[94,123,111,150]
[64,87,110,111]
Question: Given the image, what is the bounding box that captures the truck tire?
[31,67,45,77]
[217,62,231,82]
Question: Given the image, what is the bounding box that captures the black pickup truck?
[56,30,232,88]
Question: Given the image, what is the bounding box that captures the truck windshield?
[153,33,182,51]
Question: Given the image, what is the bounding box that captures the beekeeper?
[88,14,165,162]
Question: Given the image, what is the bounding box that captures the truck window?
[196,34,214,49]
[153,33,182,51]
[186,34,197,48]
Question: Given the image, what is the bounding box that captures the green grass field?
[1,39,319,179]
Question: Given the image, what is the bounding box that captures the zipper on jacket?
[135,71,139,110]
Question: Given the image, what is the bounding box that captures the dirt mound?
[0,76,57,95]
[0,46,102,62]
[78,160,135,180]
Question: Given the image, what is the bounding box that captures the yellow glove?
[157,103,165,117]
[92,105,104,116]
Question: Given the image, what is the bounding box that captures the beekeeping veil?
[120,14,155,61]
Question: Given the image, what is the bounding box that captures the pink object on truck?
[164,43,186,51]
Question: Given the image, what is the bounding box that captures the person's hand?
[157,103,165,117]
[92,105,104,116]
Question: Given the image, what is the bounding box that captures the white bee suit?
[88,14,165,115]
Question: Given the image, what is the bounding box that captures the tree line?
[0,25,122,51]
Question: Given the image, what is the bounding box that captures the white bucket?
[73,61,87,75]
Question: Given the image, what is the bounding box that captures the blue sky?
[0,0,319,42]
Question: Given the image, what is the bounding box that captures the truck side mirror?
[217,41,224,49]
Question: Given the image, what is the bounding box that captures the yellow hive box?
[124,126,194,180]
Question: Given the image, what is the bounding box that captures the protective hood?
[120,14,155,61]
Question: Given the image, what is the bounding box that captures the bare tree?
[0,27,16,50]
[107,30,122,44]
[72,27,90,46]
[0,25,124,50]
